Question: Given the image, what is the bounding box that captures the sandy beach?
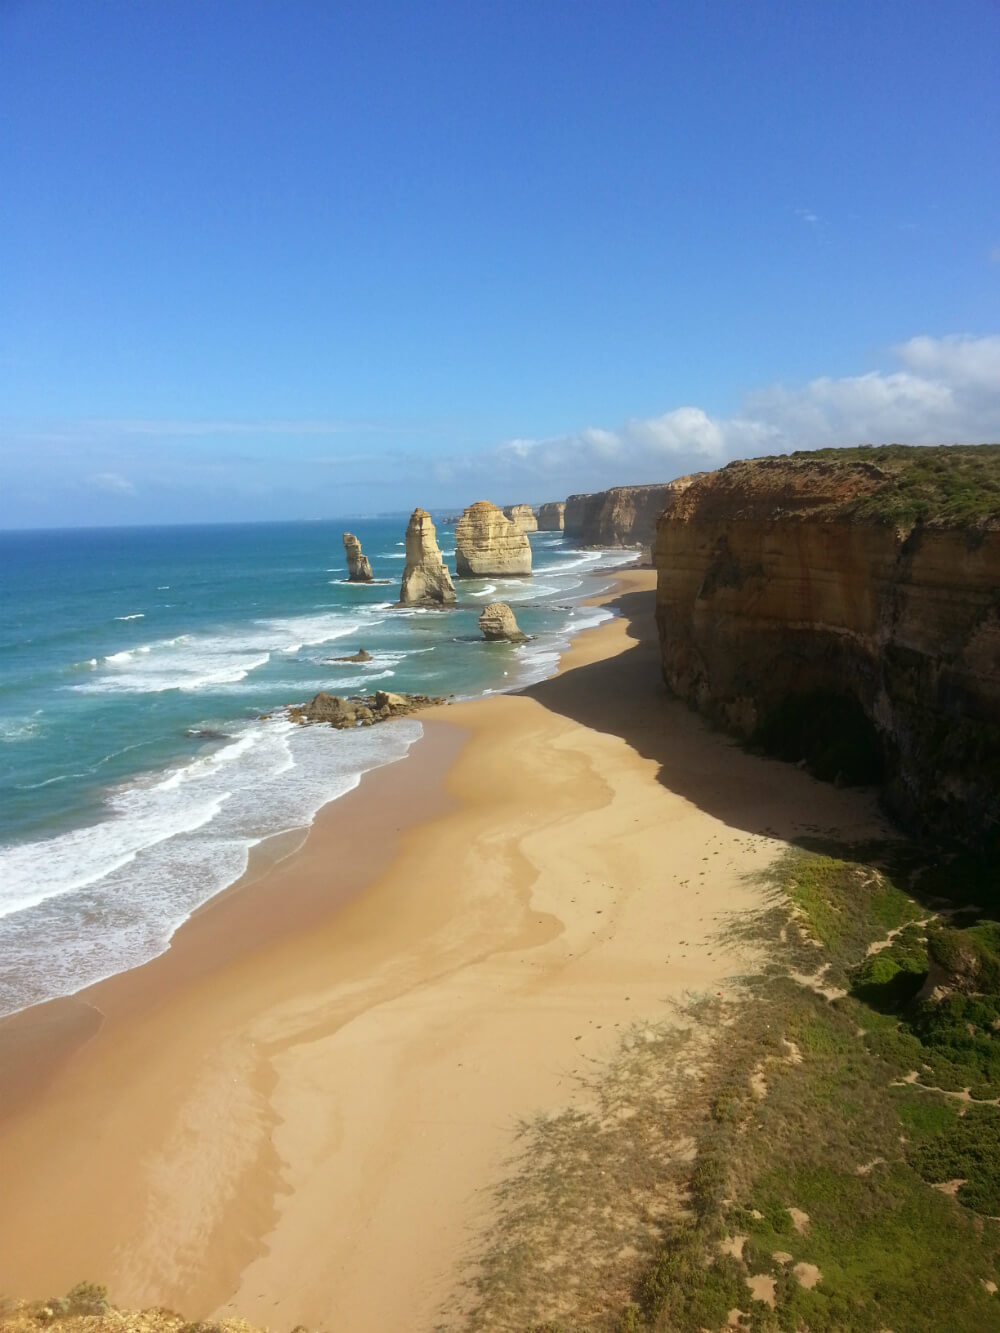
[0,571,887,1331]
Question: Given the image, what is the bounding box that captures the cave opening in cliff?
[753,690,885,787]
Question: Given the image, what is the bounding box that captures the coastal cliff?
[536,501,565,531]
[654,445,1000,844]
[576,477,704,549]
[455,501,532,577]
[564,492,595,537]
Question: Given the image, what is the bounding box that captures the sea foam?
[0,716,423,1016]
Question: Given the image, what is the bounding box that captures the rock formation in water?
[290,688,446,727]
[574,478,705,549]
[536,501,566,531]
[343,532,374,582]
[654,445,1000,846]
[328,648,372,663]
[478,602,528,642]
[503,503,539,533]
[455,501,532,577]
[398,508,457,605]
[294,692,374,728]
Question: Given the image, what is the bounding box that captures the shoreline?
[0,562,626,1068]
[0,570,889,1330]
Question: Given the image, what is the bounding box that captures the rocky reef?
[503,503,539,533]
[342,532,374,582]
[290,688,446,728]
[398,508,457,605]
[455,501,532,577]
[478,601,527,642]
[536,500,566,531]
[654,444,1000,845]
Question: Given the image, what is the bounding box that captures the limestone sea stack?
[398,508,457,605]
[503,503,539,533]
[536,501,565,531]
[455,501,532,578]
[342,532,374,582]
[478,602,527,642]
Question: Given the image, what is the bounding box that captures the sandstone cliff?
[399,508,457,605]
[537,501,566,531]
[575,477,704,549]
[654,445,1000,845]
[503,503,539,533]
[564,492,596,537]
[343,532,374,582]
[455,501,532,577]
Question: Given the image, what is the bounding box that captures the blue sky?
[2,0,998,527]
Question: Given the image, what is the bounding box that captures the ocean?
[0,518,634,1017]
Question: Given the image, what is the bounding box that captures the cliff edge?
[654,444,1000,845]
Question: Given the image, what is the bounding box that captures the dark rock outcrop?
[290,688,446,728]
[399,508,457,605]
[654,445,1000,845]
[343,532,374,582]
[328,649,372,663]
[293,692,374,728]
[478,602,528,642]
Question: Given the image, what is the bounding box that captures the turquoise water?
[0,518,632,1015]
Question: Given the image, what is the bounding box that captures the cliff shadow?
[520,588,895,852]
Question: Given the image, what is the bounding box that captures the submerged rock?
[455,501,532,577]
[399,508,457,605]
[479,602,528,642]
[343,532,374,582]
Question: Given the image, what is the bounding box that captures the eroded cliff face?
[536,501,565,531]
[564,493,596,538]
[654,450,1000,844]
[455,501,532,577]
[503,503,539,533]
[569,477,704,548]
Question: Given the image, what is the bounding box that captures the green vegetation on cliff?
[455,843,1000,1332]
[803,443,1000,526]
[743,443,1000,527]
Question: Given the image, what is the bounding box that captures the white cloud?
[89,471,136,495]
[796,208,820,226]
[468,333,1000,496]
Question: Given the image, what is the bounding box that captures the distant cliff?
[567,478,704,549]
[537,501,565,531]
[564,492,595,538]
[654,445,1000,845]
